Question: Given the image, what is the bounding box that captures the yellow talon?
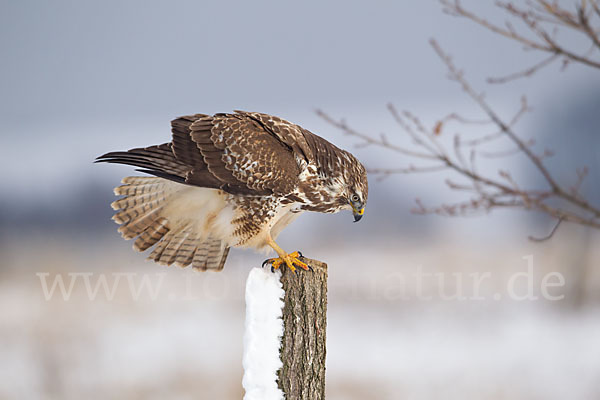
[269,257,287,271]
[263,251,309,273]
[263,233,311,273]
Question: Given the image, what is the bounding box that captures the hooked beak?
[353,207,364,222]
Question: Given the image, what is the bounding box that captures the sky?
[1,0,598,239]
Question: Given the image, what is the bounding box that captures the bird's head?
[344,158,368,222]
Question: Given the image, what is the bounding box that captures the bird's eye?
[351,194,360,202]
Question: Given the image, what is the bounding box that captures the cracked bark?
[277,258,328,400]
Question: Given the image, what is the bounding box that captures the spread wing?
[96,112,303,196]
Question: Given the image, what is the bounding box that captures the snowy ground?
[1,235,599,400]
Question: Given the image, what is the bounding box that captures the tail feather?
[148,233,171,263]
[192,238,229,271]
[117,207,163,239]
[111,176,230,270]
[114,177,169,197]
[174,237,197,267]
[217,247,230,270]
[111,190,162,211]
[159,230,190,266]
[193,241,209,267]
[112,195,166,224]
[134,217,169,252]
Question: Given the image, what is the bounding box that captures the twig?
[528,217,564,241]
[487,54,560,84]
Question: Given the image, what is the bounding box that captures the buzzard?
[96,111,368,272]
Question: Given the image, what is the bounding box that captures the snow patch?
[242,267,285,400]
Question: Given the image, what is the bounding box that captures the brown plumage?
[96,111,368,271]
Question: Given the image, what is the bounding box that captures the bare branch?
[570,166,590,198]
[368,165,448,175]
[480,138,535,158]
[431,39,561,188]
[315,109,439,160]
[441,0,600,70]
[528,217,564,241]
[430,39,600,220]
[487,54,560,84]
[318,0,600,236]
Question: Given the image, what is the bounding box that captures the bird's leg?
[262,234,309,273]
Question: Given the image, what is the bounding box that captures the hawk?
[96,111,368,272]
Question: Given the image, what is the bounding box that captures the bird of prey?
[96,111,368,272]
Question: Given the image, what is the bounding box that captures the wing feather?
[189,114,300,195]
[96,143,189,184]
[97,111,310,196]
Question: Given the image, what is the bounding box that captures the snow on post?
[242,267,285,400]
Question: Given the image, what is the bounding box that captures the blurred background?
[1,1,599,399]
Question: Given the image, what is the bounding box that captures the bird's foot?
[262,251,311,273]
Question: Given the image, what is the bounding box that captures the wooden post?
[277,258,328,400]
